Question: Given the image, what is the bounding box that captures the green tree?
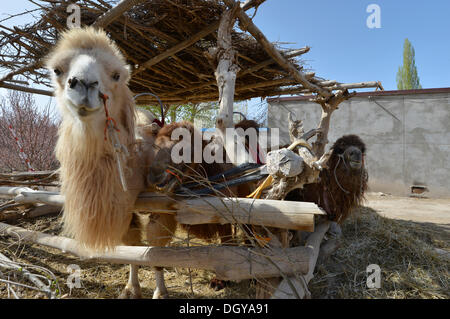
[139,102,219,128]
[140,101,255,128]
[396,38,422,90]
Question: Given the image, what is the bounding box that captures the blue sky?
[1,0,449,114]
[251,0,450,91]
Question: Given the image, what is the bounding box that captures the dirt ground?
[0,193,448,299]
[366,192,450,226]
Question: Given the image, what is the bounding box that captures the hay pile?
[0,205,448,299]
[310,207,449,299]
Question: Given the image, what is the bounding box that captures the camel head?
[46,27,132,132]
[285,134,368,223]
[330,134,366,174]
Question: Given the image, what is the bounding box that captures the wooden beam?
[0,82,53,97]
[325,81,381,91]
[133,20,222,76]
[0,222,311,281]
[0,0,145,89]
[137,78,377,104]
[248,80,381,98]
[0,171,55,181]
[239,47,310,77]
[0,61,41,85]
[132,0,264,76]
[92,0,147,28]
[3,79,29,85]
[238,77,297,91]
[224,0,332,98]
[0,188,324,231]
[157,73,315,102]
[175,197,319,232]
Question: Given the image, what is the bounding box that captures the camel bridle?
[100,92,129,192]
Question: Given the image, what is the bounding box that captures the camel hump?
[235,119,260,131]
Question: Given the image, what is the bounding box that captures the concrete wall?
[268,92,450,198]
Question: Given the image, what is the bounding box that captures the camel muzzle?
[343,146,363,171]
[67,76,103,116]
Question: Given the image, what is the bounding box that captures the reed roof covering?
[0,0,313,104]
[0,0,381,105]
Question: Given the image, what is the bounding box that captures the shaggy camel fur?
[285,134,368,223]
[46,27,176,298]
[143,119,262,292]
[148,119,262,244]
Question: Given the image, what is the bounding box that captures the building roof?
[267,87,450,103]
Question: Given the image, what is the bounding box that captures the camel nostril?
[69,77,78,89]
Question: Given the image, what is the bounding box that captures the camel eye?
[112,73,120,81]
[54,69,62,76]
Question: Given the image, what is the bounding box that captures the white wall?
[268,92,450,198]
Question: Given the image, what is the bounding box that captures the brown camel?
[285,134,368,223]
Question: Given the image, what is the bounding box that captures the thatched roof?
[0,0,380,105]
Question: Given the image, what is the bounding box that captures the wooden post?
[271,221,330,299]
[311,90,355,157]
[224,0,332,98]
[210,6,240,133]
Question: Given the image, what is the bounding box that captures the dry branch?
[92,0,146,28]
[0,252,56,298]
[132,0,263,77]
[312,90,356,157]
[271,221,330,299]
[0,82,53,96]
[225,0,332,98]
[0,1,380,104]
[0,61,40,84]
[0,222,311,281]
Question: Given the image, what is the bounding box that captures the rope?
[334,155,350,194]
[100,93,129,192]
[133,92,165,127]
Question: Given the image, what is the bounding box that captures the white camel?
[46,27,176,298]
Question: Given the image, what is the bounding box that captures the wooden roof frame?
[0,0,382,105]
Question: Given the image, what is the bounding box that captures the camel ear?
[122,65,131,83]
[288,112,296,122]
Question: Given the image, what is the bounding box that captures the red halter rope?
[99,93,121,141]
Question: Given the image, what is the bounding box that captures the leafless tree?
[0,90,59,172]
